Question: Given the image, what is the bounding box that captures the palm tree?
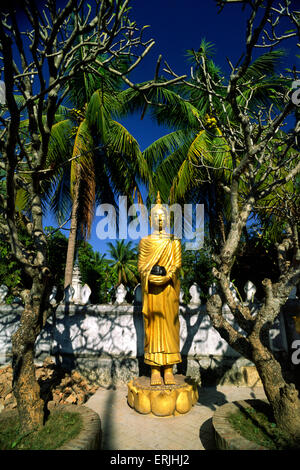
[106,240,138,287]
[119,40,289,248]
[46,53,149,289]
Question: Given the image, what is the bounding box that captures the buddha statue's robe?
[138,234,182,367]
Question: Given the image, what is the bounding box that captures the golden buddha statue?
[138,191,182,386]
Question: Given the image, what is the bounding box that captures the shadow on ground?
[100,386,117,450]
[196,386,228,411]
[199,417,216,450]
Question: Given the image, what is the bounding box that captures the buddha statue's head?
[150,191,168,233]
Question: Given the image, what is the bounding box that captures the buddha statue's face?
[151,206,168,232]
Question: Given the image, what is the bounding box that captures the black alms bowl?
[150,265,166,276]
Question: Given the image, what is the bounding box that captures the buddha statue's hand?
[148,273,171,286]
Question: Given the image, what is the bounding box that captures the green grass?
[228,404,296,450]
[0,410,82,450]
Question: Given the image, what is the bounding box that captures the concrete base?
[127,375,198,417]
[213,399,269,450]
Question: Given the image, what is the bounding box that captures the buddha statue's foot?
[150,367,163,386]
[164,367,176,385]
[151,377,163,386]
[164,375,176,385]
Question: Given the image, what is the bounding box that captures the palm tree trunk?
[64,176,80,289]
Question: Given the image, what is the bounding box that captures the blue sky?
[43,0,299,256]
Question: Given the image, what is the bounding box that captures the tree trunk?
[207,185,218,250]
[64,177,80,289]
[11,285,46,433]
[207,291,300,445]
[207,182,226,250]
[251,335,300,444]
[216,182,226,246]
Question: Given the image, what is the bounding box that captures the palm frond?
[143,129,193,172]
[85,89,118,140]
[70,119,95,239]
[186,39,217,62]
[150,89,202,129]
[107,119,149,181]
[15,187,30,212]
[187,130,211,163]
[47,167,73,224]
[152,138,193,203]
[47,119,74,167]
[240,50,286,82]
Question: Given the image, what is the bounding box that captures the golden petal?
[151,390,176,417]
[175,390,192,414]
[134,390,151,414]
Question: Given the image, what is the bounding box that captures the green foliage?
[46,53,146,237]
[180,244,215,302]
[45,227,68,302]
[0,218,34,302]
[77,241,117,304]
[126,40,290,252]
[107,240,138,294]
[44,229,118,304]
[0,236,23,303]
[231,228,281,301]
[0,219,135,305]
[0,225,68,304]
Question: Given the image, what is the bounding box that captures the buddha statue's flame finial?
[156,191,161,205]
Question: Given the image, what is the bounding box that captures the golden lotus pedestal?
[127,375,198,417]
